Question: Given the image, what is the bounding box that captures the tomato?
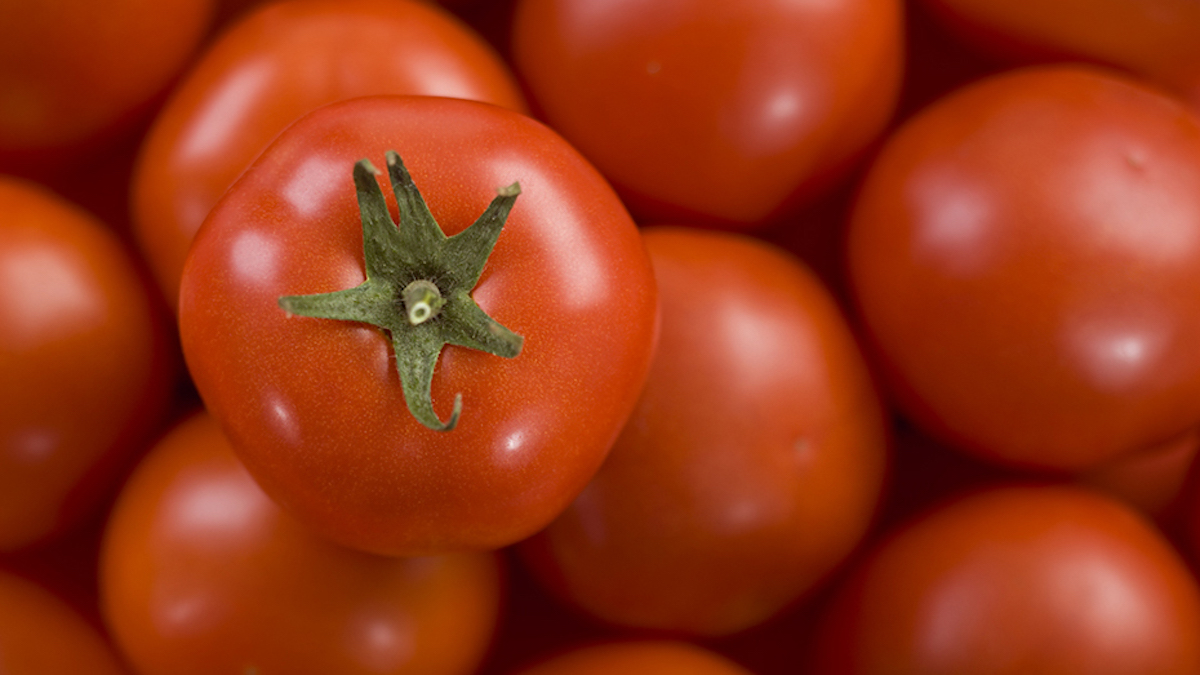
[178,95,658,556]
[848,65,1200,472]
[812,485,1200,674]
[0,569,128,675]
[101,411,502,675]
[1079,427,1199,521]
[510,0,904,228]
[520,228,887,636]
[132,0,527,310]
[513,642,753,675]
[0,0,213,171]
[0,177,175,551]
[919,0,1200,110]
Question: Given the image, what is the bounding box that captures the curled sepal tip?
[277,151,524,432]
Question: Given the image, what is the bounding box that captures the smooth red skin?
[0,178,174,550]
[0,0,212,168]
[521,228,887,636]
[812,485,1200,674]
[133,0,527,311]
[511,0,904,228]
[0,570,128,675]
[849,65,1200,472]
[514,642,753,675]
[920,0,1200,111]
[1080,427,1199,520]
[179,96,658,556]
[100,411,502,675]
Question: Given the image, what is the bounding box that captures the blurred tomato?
[812,485,1200,674]
[849,65,1200,471]
[513,641,753,675]
[133,0,527,309]
[511,0,904,228]
[521,228,887,636]
[0,0,213,171]
[0,177,174,550]
[0,569,129,675]
[101,411,503,675]
[920,0,1200,110]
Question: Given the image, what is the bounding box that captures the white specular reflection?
[1060,307,1170,394]
[907,166,995,278]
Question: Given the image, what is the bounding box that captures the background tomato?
[510,0,904,228]
[521,228,887,636]
[101,411,502,675]
[0,177,175,551]
[132,0,527,310]
[179,95,658,556]
[0,0,213,171]
[513,641,753,675]
[919,0,1200,110]
[848,65,1200,471]
[0,569,128,675]
[811,485,1200,674]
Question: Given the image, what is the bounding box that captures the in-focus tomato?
[101,411,502,675]
[0,569,128,675]
[510,0,904,228]
[919,0,1200,110]
[132,0,527,310]
[811,485,1200,674]
[178,95,658,556]
[513,641,753,675]
[521,228,888,636]
[0,177,175,551]
[849,65,1200,471]
[0,0,213,171]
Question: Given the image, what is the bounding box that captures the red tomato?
[101,411,502,675]
[811,485,1200,674]
[0,569,128,675]
[178,95,658,556]
[133,0,527,310]
[510,0,904,228]
[919,0,1200,110]
[0,0,213,170]
[1080,427,1199,521]
[521,228,888,636]
[0,177,174,551]
[513,642,753,675]
[848,65,1200,471]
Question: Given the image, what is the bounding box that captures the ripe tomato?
[0,569,127,675]
[919,0,1200,109]
[513,642,753,675]
[0,0,213,170]
[0,177,175,551]
[133,0,528,310]
[510,0,904,228]
[812,485,1200,674]
[521,228,888,636]
[848,65,1200,471]
[178,95,658,556]
[101,411,502,675]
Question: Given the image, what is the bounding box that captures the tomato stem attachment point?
[277,150,524,432]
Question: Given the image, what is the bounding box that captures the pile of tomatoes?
[5,0,1200,673]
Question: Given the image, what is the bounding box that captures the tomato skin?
[511,0,904,228]
[521,228,887,636]
[812,485,1200,674]
[919,0,1200,110]
[100,411,502,675]
[514,641,753,675]
[0,569,129,675]
[179,95,658,556]
[0,0,212,170]
[133,0,527,310]
[848,65,1200,471]
[0,178,174,551]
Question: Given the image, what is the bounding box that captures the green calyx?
[278,150,524,432]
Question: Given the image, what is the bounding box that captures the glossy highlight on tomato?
[178,95,659,556]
